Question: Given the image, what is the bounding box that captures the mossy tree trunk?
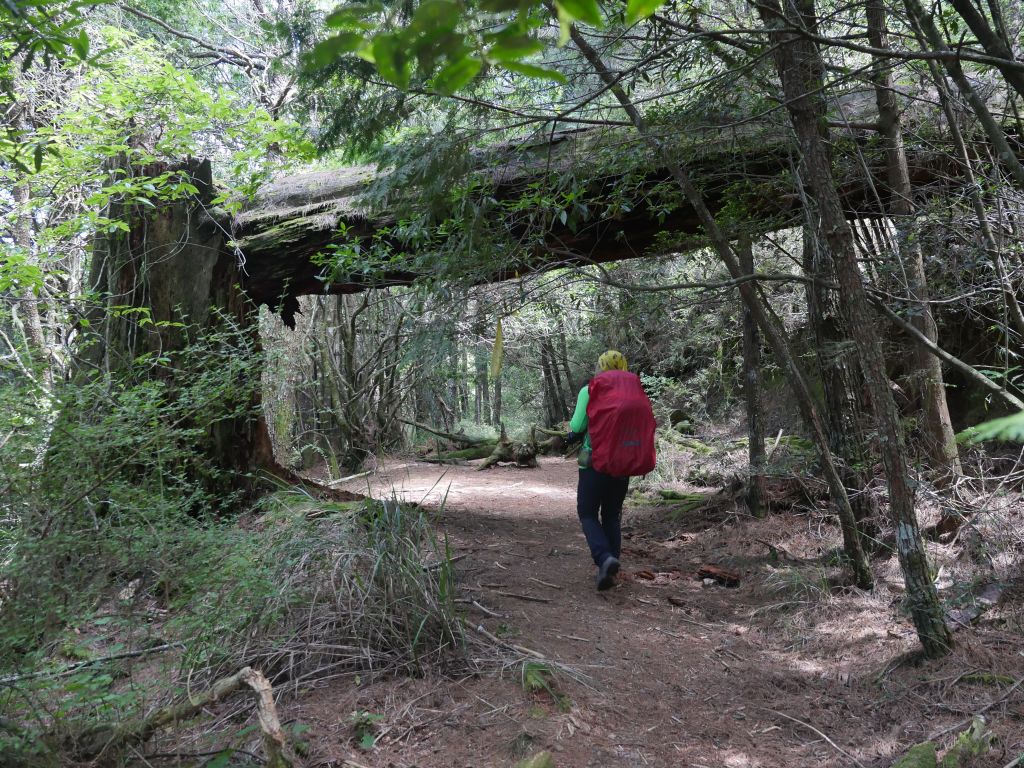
[83,157,278,492]
[802,225,881,530]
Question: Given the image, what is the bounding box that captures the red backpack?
[587,370,657,477]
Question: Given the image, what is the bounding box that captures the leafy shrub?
[0,318,461,765]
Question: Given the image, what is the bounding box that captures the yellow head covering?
[598,350,628,372]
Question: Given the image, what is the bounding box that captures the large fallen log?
[421,444,497,463]
[230,113,977,325]
[400,419,494,447]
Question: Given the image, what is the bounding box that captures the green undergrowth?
[656,489,716,518]
[654,424,817,489]
[0,490,461,765]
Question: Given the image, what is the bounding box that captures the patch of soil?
[286,456,1024,767]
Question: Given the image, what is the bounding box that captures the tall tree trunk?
[557,319,575,404]
[539,344,556,426]
[474,301,492,425]
[568,24,874,590]
[11,183,49,385]
[868,0,962,477]
[761,0,951,656]
[782,0,882,527]
[83,157,278,492]
[738,237,767,518]
[801,226,880,528]
[543,338,568,419]
[459,347,471,416]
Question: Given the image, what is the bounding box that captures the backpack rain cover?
[586,370,656,477]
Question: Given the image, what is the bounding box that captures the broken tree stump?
[479,426,538,470]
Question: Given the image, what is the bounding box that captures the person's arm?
[566,385,589,444]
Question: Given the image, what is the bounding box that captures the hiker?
[565,350,656,590]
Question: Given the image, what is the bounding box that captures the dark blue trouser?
[577,467,630,567]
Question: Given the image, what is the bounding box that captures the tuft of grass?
[520,661,571,712]
[764,566,834,604]
[0,492,463,765]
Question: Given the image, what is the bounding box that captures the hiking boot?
[597,556,620,591]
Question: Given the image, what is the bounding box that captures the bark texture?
[867,0,961,477]
[84,157,277,487]
[762,0,951,656]
[801,227,881,528]
[738,237,767,518]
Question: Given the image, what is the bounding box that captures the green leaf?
[430,56,481,94]
[486,35,543,61]
[205,750,235,768]
[957,410,1024,444]
[555,5,572,45]
[309,33,367,67]
[372,33,410,89]
[500,61,567,83]
[626,0,667,24]
[410,0,461,34]
[554,0,602,27]
[325,3,379,29]
[33,142,44,172]
[359,732,377,750]
[481,0,523,10]
[70,29,89,60]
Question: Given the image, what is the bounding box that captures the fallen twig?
[69,666,293,765]
[327,470,372,486]
[929,676,1024,740]
[463,619,545,659]
[494,590,551,604]
[468,602,505,618]
[423,553,467,570]
[528,577,563,590]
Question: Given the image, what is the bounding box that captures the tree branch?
[119,5,267,70]
[871,294,1024,410]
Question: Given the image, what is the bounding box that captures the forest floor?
[294,455,1024,768]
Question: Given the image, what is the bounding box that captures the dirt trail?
[292,457,1024,768]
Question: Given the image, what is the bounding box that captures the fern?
[958,411,1024,444]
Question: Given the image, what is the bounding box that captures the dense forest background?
[2,0,1024,765]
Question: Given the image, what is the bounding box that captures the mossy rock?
[892,742,937,768]
[675,436,714,454]
[515,752,554,768]
[772,435,814,451]
[940,717,993,767]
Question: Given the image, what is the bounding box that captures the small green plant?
[350,710,384,750]
[520,661,571,712]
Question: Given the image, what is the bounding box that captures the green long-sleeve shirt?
[569,385,592,468]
